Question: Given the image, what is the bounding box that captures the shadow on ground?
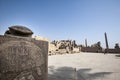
[48,66,112,80]
[115,55,120,57]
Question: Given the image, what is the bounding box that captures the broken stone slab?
[4,25,33,37]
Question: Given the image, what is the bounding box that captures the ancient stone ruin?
[0,25,48,80]
[49,40,80,55]
[81,41,103,53]
[4,25,33,37]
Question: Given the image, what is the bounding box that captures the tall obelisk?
[104,32,109,49]
[85,39,87,47]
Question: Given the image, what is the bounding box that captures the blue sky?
[0,0,120,48]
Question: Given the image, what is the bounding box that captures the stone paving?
[48,52,120,80]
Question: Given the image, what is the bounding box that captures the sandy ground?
[48,52,120,80]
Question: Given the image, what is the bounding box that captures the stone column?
[85,39,87,47]
[104,32,109,53]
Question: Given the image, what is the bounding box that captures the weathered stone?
[4,25,33,37]
[0,26,48,80]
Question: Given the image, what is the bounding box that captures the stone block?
[0,35,48,80]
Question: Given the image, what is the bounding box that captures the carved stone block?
[0,35,48,80]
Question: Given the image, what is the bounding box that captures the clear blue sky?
[0,0,120,48]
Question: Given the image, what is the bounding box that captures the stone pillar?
[104,32,109,53]
[85,39,87,47]
[0,26,48,80]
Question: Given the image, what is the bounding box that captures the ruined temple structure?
[81,41,103,53]
[105,43,120,53]
[55,40,77,49]
[104,32,120,53]
[0,25,48,80]
[49,40,79,55]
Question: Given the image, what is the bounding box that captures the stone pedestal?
[0,35,48,80]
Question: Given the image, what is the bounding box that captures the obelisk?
[104,32,109,53]
[85,39,87,47]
